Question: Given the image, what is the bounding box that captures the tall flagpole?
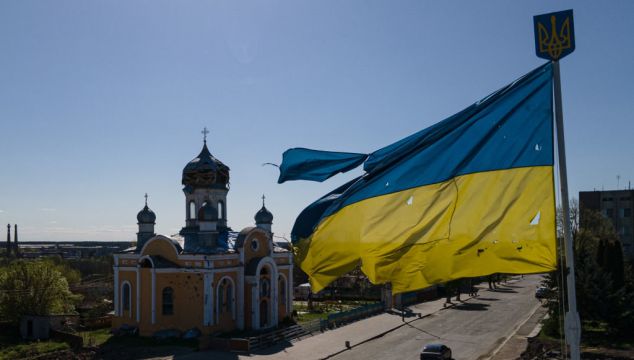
[553,60,581,360]
[533,10,578,358]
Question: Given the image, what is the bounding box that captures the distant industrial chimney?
[6,224,11,257]
[14,224,19,257]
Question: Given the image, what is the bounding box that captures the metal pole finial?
[144,193,148,207]
[262,194,266,207]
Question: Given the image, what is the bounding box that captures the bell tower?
[180,128,230,252]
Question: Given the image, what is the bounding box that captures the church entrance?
[260,300,268,328]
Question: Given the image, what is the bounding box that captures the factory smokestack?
[14,224,19,257]
[6,224,11,257]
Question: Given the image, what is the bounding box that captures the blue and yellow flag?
[281,63,556,294]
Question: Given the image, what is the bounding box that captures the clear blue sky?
[1,1,632,242]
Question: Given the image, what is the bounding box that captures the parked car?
[420,343,452,360]
[535,286,550,299]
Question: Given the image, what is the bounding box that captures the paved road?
[331,276,542,360]
[154,275,543,360]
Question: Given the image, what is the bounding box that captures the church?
[112,133,293,337]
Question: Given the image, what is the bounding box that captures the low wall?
[50,329,83,349]
[79,316,112,330]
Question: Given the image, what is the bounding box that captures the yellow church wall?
[277,267,290,320]
[152,272,205,334]
[138,268,153,335]
[141,238,179,264]
[213,272,238,331]
[244,283,254,330]
[212,258,239,268]
[113,230,291,335]
[242,230,270,265]
[112,270,139,329]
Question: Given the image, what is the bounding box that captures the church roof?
[254,205,273,224]
[137,205,156,224]
[182,142,230,190]
[148,255,181,268]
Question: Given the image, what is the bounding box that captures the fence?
[325,302,383,328]
[247,324,311,351]
[206,302,384,352]
[301,318,326,333]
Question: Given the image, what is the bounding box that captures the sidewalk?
[167,292,476,360]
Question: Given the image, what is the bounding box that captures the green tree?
[596,238,625,290]
[542,203,634,335]
[0,260,81,323]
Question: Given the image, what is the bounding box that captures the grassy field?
[0,335,69,360]
[539,320,634,353]
[293,300,379,324]
[81,328,113,347]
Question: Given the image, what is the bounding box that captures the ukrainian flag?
[280,63,556,294]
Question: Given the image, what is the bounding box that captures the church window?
[226,283,233,313]
[260,278,270,298]
[217,278,234,315]
[251,239,259,251]
[189,201,196,219]
[218,201,224,220]
[279,276,286,305]
[122,283,131,312]
[218,284,224,312]
[162,287,174,315]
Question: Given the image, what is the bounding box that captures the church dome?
[182,143,230,190]
[255,205,273,224]
[137,205,156,224]
[198,202,219,222]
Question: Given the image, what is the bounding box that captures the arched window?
[216,278,235,316]
[189,201,196,220]
[260,278,270,298]
[217,283,224,312]
[218,201,224,220]
[226,283,233,313]
[162,287,174,315]
[122,283,131,312]
[279,276,286,305]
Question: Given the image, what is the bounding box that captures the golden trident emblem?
[537,15,572,60]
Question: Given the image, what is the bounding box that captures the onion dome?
[182,142,230,191]
[137,205,156,224]
[255,205,273,224]
[198,202,218,221]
